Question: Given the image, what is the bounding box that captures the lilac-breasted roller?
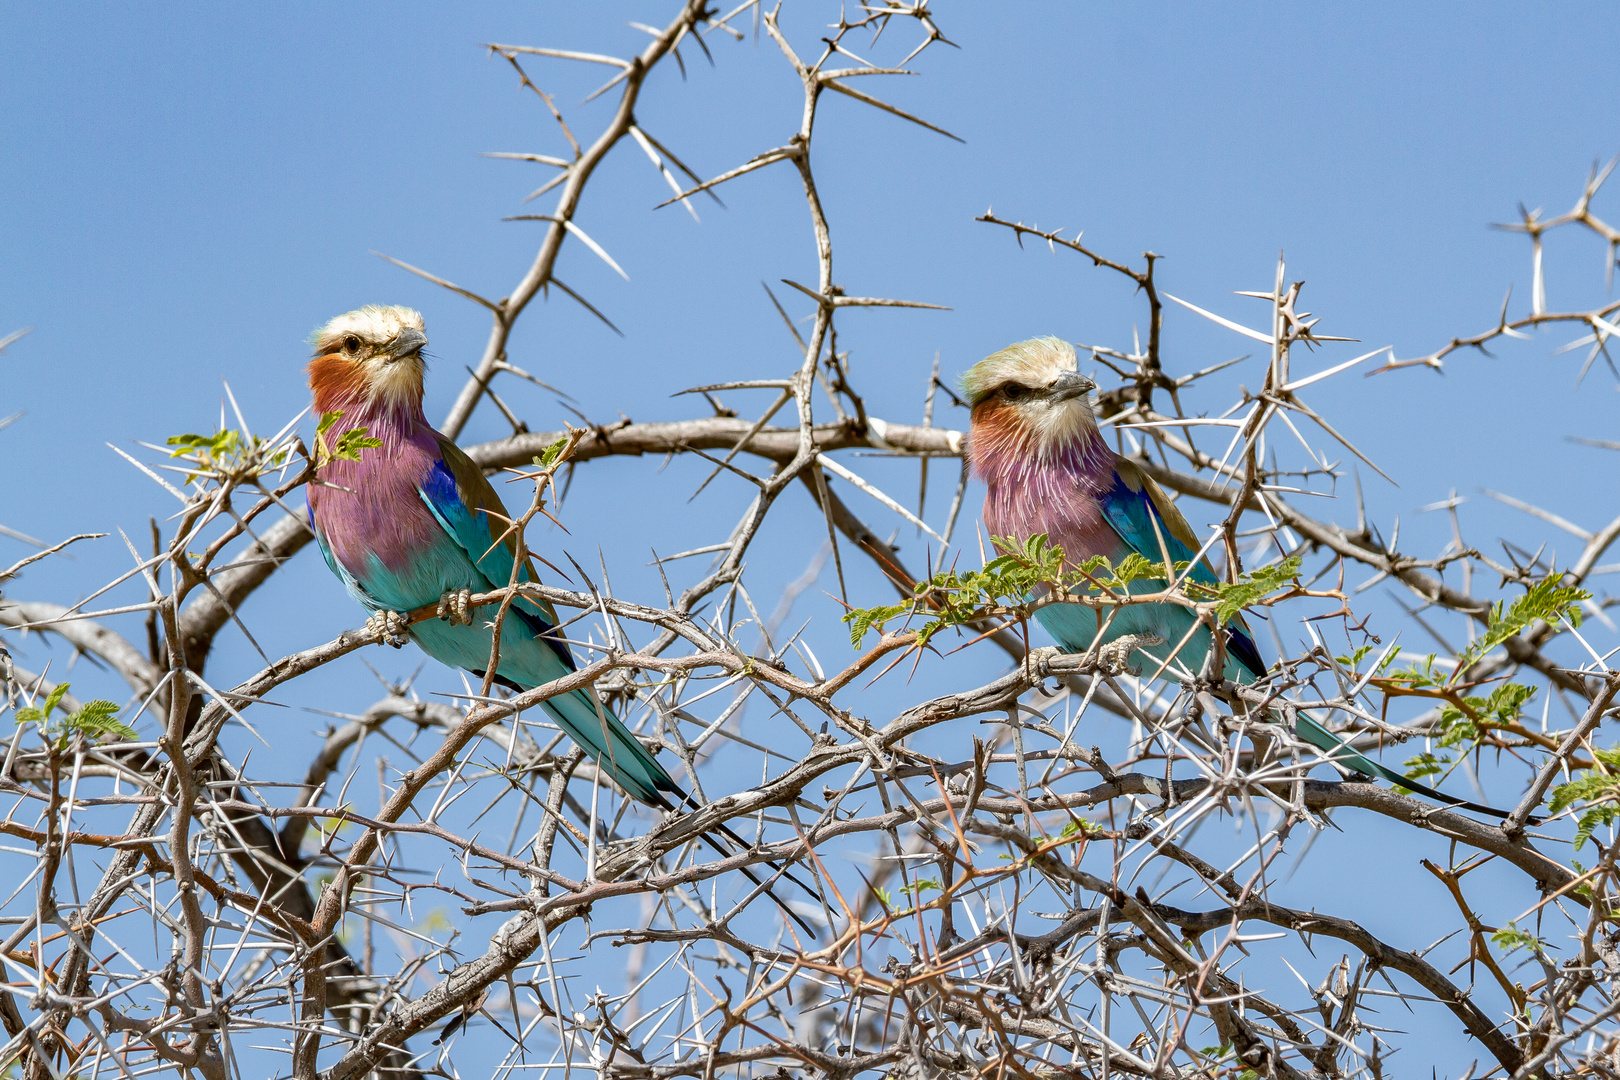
[305,305,684,806]
[304,307,817,935]
[964,336,1513,819]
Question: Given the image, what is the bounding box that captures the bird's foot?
[1024,646,1063,683]
[1097,633,1165,677]
[437,587,473,626]
[365,610,411,648]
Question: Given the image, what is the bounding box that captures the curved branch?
[0,600,161,696]
[440,0,718,440]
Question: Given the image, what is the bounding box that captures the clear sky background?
[4,4,1618,1075]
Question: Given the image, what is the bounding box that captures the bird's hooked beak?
[389,328,428,361]
[1047,371,1094,402]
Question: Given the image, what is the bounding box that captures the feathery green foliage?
[1200,556,1302,625]
[842,534,1303,649]
[313,409,381,468]
[842,533,1090,647]
[1436,682,1540,747]
[1456,575,1589,676]
[1491,922,1545,956]
[167,428,242,461]
[532,436,572,469]
[1402,750,1453,785]
[1550,746,1620,850]
[1383,573,1586,786]
[167,426,290,481]
[14,682,136,749]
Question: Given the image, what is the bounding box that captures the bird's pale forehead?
[963,336,1077,401]
[313,305,425,348]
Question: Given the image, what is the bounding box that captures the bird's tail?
[542,685,684,807]
[542,686,821,938]
[1291,711,1532,823]
[688,817,823,941]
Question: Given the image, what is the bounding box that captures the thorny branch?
[5,6,1620,1080]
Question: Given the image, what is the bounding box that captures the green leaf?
[1574,806,1620,853]
[841,533,1215,654]
[1549,772,1619,816]
[331,428,381,462]
[1108,552,1162,585]
[1336,644,1376,669]
[532,436,572,469]
[313,409,379,467]
[1549,765,1620,850]
[12,685,135,744]
[315,410,342,440]
[1457,575,1590,675]
[1384,652,1441,690]
[1434,682,1538,749]
[42,682,69,718]
[1491,922,1544,956]
[842,602,909,647]
[66,700,138,742]
[167,429,240,459]
[1207,556,1302,625]
[1401,751,1451,786]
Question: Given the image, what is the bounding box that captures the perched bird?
[305,305,680,805]
[963,336,1513,819]
[304,306,817,928]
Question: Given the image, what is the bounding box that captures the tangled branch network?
[5,5,1620,1079]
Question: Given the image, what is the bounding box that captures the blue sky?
[4,4,1618,1074]
[4,5,1616,568]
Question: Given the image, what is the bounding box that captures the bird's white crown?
[311,305,425,352]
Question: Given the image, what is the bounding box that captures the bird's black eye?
[1000,383,1030,401]
[342,335,360,354]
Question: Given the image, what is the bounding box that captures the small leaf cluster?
[1099,551,1177,587]
[842,533,1078,647]
[1035,818,1097,847]
[1381,572,1582,769]
[1336,642,1411,679]
[167,426,289,483]
[842,533,1302,649]
[901,877,941,897]
[1391,671,1541,768]
[1435,681,1539,749]
[1402,750,1452,785]
[313,410,381,468]
[1549,746,1620,851]
[532,435,572,470]
[1380,650,1443,691]
[1191,556,1302,625]
[1456,576,1589,676]
[1490,922,1545,956]
[167,428,243,462]
[1383,575,1589,696]
[14,683,136,750]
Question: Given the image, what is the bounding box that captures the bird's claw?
[1024,646,1063,683]
[1096,633,1165,677]
[365,610,410,648]
[437,587,473,626]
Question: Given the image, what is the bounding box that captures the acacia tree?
[4,4,1620,1079]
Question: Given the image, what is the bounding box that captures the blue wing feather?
[416,458,575,673]
[1095,464,1267,680]
[1098,470,1217,587]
